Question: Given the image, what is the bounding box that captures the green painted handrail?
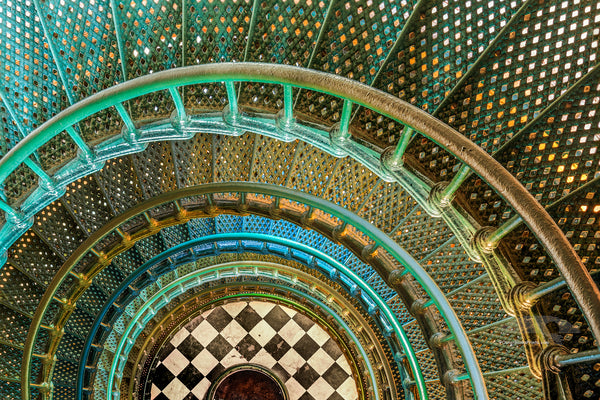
[21,183,485,399]
[105,234,424,399]
[1,64,593,358]
[104,267,379,400]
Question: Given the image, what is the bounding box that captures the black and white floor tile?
[149,300,358,400]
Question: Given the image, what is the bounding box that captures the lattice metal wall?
[0,0,598,399]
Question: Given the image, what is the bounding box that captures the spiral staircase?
[0,0,599,399]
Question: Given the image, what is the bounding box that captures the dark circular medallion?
[206,364,288,400]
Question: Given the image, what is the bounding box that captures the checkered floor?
[149,300,358,400]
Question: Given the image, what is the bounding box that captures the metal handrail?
[79,239,416,400]
[102,235,422,399]
[20,183,486,399]
[101,263,395,400]
[0,65,593,352]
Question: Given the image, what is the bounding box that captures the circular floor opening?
[207,364,288,400]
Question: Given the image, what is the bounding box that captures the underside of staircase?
[0,0,599,399]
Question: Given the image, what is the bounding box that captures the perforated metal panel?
[268,219,300,241]
[415,349,441,381]
[161,224,191,249]
[185,0,252,65]
[413,0,600,182]
[244,0,329,66]
[64,307,95,339]
[95,157,146,215]
[497,71,600,208]
[78,285,109,317]
[4,164,38,207]
[460,173,516,225]
[310,0,413,83]
[135,235,168,263]
[53,358,78,386]
[286,142,336,196]
[0,344,23,381]
[367,273,397,303]
[504,225,559,283]
[80,108,124,145]
[56,331,85,364]
[393,206,453,256]
[112,247,147,277]
[385,295,413,326]
[249,136,299,185]
[423,238,486,294]
[0,381,22,399]
[0,304,31,347]
[242,214,272,234]
[357,181,417,234]
[425,380,448,400]
[188,218,217,238]
[552,182,600,271]
[0,0,70,138]
[33,200,87,258]
[215,214,244,233]
[172,133,214,187]
[324,158,380,211]
[567,358,600,399]
[448,275,507,331]
[37,132,78,174]
[238,82,285,115]
[130,90,177,124]
[541,286,595,353]
[485,369,543,400]
[53,384,76,400]
[404,319,427,352]
[214,133,255,182]
[0,264,44,316]
[117,0,182,79]
[132,142,179,198]
[64,176,115,234]
[469,318,528,372]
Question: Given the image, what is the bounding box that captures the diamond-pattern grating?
[393,206,453,257]
[249,136,299,185]
[0,264,44,316]
[324,158,379,211]
[286,142,335,196]
[172,133,213,187]
[7,230,62,286]
[95,157,146,215]
[245,0,329,66]
[552,182,600,271]
[485,369,543,400]
[117,0,182,80]
[357,181,417,234]
[0,0,70,138]
[214,133,254,182]
[33,200,87,258]
[36,0,122,100]
[424,238,486,294]
[469,318,528,372]
[496,70,600,209]
[133,142,179,198]
[448,275,507,331]
[64,176,115,234]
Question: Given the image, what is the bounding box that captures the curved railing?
[21,183,485,399]
[100,256,400,400]
[105,235,418,398]
[80,237,414,400]
[0,64,594,344]
[0,63,592,398]
[125,285,387,400]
